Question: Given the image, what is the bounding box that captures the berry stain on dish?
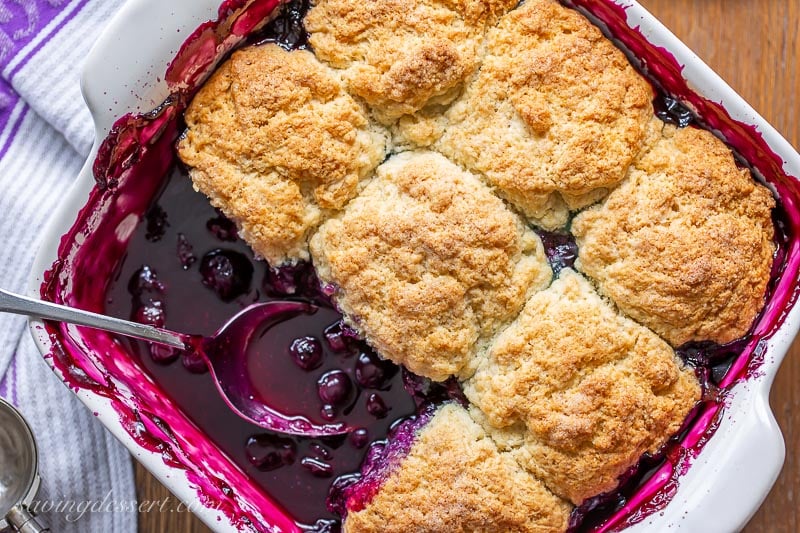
[39,0,800,532]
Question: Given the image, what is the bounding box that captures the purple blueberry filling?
[365,393,389,418]
[654,96,695,128]
[106,167,421,529]
[355,349,397,390]
[109,171,472,527]
[538,230,579,274]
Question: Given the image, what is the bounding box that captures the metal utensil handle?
[6,504,49,533]
[0,288,185,349]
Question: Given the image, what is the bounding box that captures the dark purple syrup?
[104,168,417,527]
[653,96,695,128]
[252,0,309,49]
[538,230,579,274]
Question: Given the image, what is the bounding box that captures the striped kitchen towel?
[0,1,135,532]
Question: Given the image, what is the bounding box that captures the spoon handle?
[0,288,186,349]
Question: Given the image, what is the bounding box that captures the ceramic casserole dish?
[28,0,800,531]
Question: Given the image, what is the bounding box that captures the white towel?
[0,1,135,532]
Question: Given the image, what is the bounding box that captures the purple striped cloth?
[0,2,135,532]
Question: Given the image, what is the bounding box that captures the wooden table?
[134,1,800,531]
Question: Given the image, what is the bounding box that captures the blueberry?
[309,443,333,460]
[304,519,339,533]
[289,336,323,371]
[145,204,169,242]
[133,300,166,328]
[206,212,238,242]
[355,350,396,389]
[181,350,208,374]
[246,434,297,471]
[149,344,179,365]
[366,393,389,418]
[655,96,694,128]
[265,265,300,296]
[350,428,369,449]
[323,322,349,353]
[199,249,253,301]
[128,265,164,296]
[537,230,578,275]
[264,262,329,300]
[317,370,353,406]
[320,404,336,421]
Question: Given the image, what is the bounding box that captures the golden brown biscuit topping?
[438,0,654,229]
[311,151,551,381]
[305,0,519,123]
[465,270,701,504]
[345,404,572,533]
[573,123,776,346]
[178,44,387,265]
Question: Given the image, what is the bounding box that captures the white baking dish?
[28,0,800,531]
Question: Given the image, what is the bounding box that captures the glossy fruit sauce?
[106,162,445,528]
[39,0,800,532]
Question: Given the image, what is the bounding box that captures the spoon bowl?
[188,301,352,437]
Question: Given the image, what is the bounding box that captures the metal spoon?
[1,289,350,437]
[0,397,48,533]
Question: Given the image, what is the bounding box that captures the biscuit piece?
[573,124,775,347]
[311,151,552,381]
[465,270,701,504]
[344,403,572,533]
[178,44,387,265]
[305,0,518,123]
[438,0,654,229]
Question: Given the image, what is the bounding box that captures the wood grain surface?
[134,1,800,531]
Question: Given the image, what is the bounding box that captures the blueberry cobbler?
[73,0,785,531]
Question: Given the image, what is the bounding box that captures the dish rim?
[26,0,800,531]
